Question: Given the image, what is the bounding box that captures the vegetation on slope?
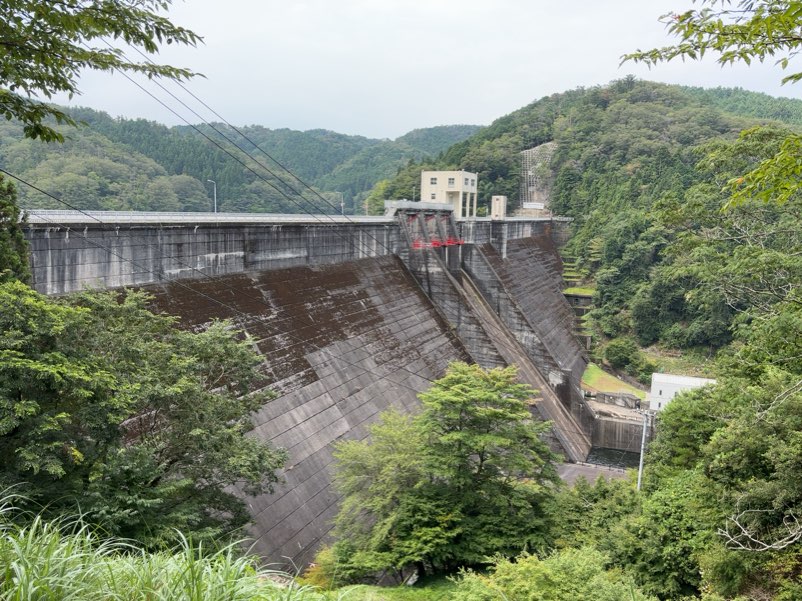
[344,40,802,601]
[369,78,757,213]
[581,363,646,399]
[0,266,286,548]
[682,86,802,126]
[0,107,479,214]
[0,498,320,601]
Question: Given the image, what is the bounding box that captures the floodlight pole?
[207,179,217,213]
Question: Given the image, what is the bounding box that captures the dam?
[23,205,613,566]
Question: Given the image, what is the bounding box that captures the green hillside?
[682,85,802,126]
[373,79,802,352]
[0,107,479,213]
[395,124,483,155]
[375,80,774,206]
[353,79,802,599]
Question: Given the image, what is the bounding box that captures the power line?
[104,70,439,304]
[123,41,358,216]
[98,41,400,264]
[4,169,459,397]
[12,169,599,446]
[95,39,455,306]
[7,45,602,450]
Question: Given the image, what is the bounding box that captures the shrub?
[604,337,639,369]
[450,547,656,601]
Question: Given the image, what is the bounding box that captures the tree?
[626,1,802,205]
[364,179,391,215]
[326,363,558,582]
[603,337,639,370]
[1,0,200,142]
[549,476,641,551]
[0,174,29,282]
[327,410,453,583]
[625,1,802,86]
[0,283,286,548]
[615,470,724,598]
[418,362,557,505]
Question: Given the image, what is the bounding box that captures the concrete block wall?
[147,255,470,568]
[459,220,494,245]
[24,214,568,297]
[462,245,565,387]
[591,417,648,454]
[457,219,559,250]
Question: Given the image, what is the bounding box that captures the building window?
[430,177,437,185]
[448,177,455,186]
[471,178,475,186]
[430,192,436,200]
[464,177,469,186]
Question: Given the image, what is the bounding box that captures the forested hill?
[0,107,480,213]
[371,77,802,359]
[372,80,802,206]
[360,80,802,598]
[682,85,802,126]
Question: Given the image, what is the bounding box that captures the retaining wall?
[399,246,507,370]
[24,215,571,296]
[591,417,650,453]
[472,239,589,417]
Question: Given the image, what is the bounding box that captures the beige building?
[490,195,507,220]
[420,170,478,218]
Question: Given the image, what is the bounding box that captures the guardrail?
[22,210,396,225]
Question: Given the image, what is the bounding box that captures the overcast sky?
[54,0,802,139]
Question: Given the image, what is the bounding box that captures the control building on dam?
[23,204,621,567]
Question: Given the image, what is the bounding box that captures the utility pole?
[207,179,217,213]
[637,410,651,491]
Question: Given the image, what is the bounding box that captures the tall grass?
[0,495,325,601]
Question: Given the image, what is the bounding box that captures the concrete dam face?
[149,256,471,565]
[24,209,590,567]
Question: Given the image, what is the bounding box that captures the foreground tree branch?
[626,1,802,206]
[719,504,802,551]
[0,0,201,142]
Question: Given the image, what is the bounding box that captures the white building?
[420,170,478,218]
[648,373,716,411]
